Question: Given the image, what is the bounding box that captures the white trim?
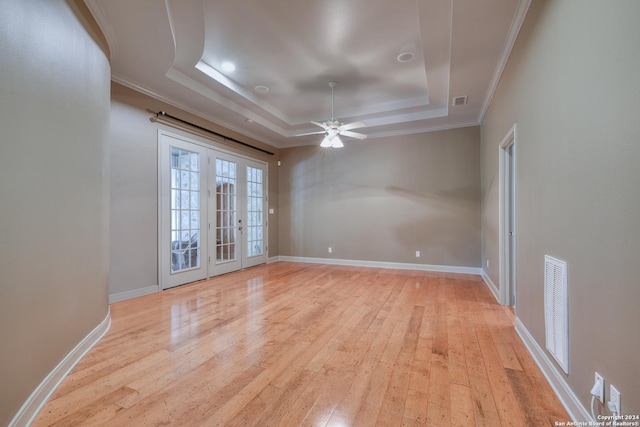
[112,74,283,149]
[83,0,118,60]
[9,309,111,427]
[478,0,532,123]
[272,256,482,275]
[481,270,501,302]
[365,120,480,140]
[515,317,591,423]
[109,284,159,303]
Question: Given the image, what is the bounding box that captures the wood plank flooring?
[33,262,570,426]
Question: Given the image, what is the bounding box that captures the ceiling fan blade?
[339,121,366,131]
[341,130,367,140]
[295,130,326,137]
[310,121,328,129]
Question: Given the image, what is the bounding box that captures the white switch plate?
[328,247,332,253]
[415,251,420,257]
[269,208,274,214]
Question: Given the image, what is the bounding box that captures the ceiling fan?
[296,81,367,148]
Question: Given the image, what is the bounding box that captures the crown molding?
[478,0,532,124]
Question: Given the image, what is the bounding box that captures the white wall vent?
[452,95,468,106]
[544,255,569,373]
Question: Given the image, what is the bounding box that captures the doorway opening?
[499,124,517,308]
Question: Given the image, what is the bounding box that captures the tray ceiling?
[86,0,530,148]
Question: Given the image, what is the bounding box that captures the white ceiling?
[86,0,530,148]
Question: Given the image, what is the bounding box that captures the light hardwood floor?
[33,262,570,426]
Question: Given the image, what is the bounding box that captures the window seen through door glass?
[246,166,263,257]
[170,147,200,272]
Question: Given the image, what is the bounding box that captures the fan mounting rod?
[329,81,337,121]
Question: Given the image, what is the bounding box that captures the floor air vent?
[544,255,569,373]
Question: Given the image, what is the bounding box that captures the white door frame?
[498,124,517,307]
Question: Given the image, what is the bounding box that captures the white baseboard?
[271,256,482,276]
[481,270,501,302]
[9,309,111,427]
[514,317,591,423]
[109,284,159,304]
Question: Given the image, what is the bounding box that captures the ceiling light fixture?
[221,61,236,72]
[320,134,332,148]
[397,51,415,62]
[397,42,417,63]
[330,135,344,148]
[320,132,343,148]
[254,85,269,93]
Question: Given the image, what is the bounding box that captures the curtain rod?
[152,111,275,156]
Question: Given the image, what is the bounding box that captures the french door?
[208,152,268,275]
[158,134,208,289]
[159,131,268,289]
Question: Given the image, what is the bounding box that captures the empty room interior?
[1,0,639,426]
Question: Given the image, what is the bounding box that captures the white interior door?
[208,151,268,276]
[242,160,268,268]
[209,152,242,275]
[158,132,208,289]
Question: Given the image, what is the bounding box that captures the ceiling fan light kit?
[320,131,343,148]
[298,81,368,147]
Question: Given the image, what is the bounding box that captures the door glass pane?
[170,147,200,273]
[246,166,263,257]
[216,158,237,263]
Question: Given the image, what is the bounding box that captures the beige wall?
[0,0,111,424]
[279,127,481,267]
[110,83,280,298]
[482,0,640,414]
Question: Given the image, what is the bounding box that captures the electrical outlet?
[328,247,332,254]
[415,251,420,258]
[486,259,490,268]
[593,372,605,403]
[609,385,621,415]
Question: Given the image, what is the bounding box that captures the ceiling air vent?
[452,95,468,106]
